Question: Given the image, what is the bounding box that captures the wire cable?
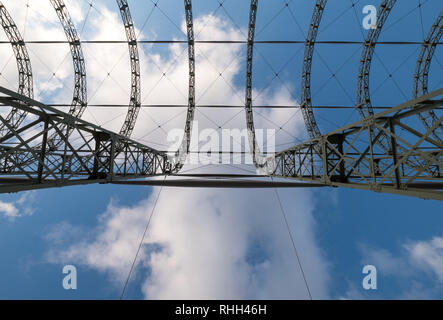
[120,176,166,300]
[271,177,313,300]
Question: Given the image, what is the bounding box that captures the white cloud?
[0,191,36,219]
[361,238,443,285]
[0,200,19,218]
[342,237,443,299]
[406,237,443,282]
[360,245,412,277]
[49,187,330,299]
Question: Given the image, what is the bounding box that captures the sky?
[0,0,442,300]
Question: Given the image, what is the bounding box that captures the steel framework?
[116,0,141,138]
[49,0,87,148]
[357,0,397,119]
[0,86,167,193]
[0,1,33,136]
[271,88,443,200]
[171,0,196,172]
[0,1,440,201]
[300,0,327,139]
[356,0,398,160]
[244,0,268,169]
[413,9,442,143]
[9,0,88,169]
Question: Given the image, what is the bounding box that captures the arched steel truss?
[354,0,436,180]
[300,0,327,139]
[356,0,397,155]
[0,1,33,136]
[49,0,87,148]
[244,0,268,170]
[116,0,141,138]
[412,9,442,142]
[356,0,396,118]
[171,0,196,172]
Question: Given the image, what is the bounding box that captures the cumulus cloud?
[341,238,443,299]
[48,187,329,299]
[360,245,412,277]
[406,237,443,282]
[362,238,443,285]
[0,191,36,219]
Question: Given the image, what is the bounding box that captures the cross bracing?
[0,0,440,201]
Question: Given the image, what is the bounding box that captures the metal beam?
[244,0,269,170]
[0,40,439,45]
[271,88,443,201]
[111,178,326,189]
[116,0,141,138]
[357,0,396,119]
[0,1,33,136]
[45,103,399,110]
[412,9,442,143]
[0,86,169,193]
[171,0,196,172]
[300,0,327,139]
[356,0,398,161]
[49,0,87,148]
[0,85,441,198]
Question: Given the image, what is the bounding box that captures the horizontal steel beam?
[43,104,398,110]
[0,86,170,193]
[0,40,438,45]
[271,88,443,201]
[0,86,441,199]
[111,178,326,188]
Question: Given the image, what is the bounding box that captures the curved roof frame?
[49,0,87,148]
[354,0,434,178]
[356,0,397,118]
[0,1,33,136]
[412,9,442,142]
[170,0,196,172]
[244,0,269,170]
[356,0,397,153]
[116,0,141,139]
[300,0,327,139]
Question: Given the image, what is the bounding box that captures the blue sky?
[0,0,442,299]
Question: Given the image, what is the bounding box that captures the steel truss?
[301,0,327,139]
[171,0,195,172]
[413,10,442,143]
[0,86,168,194]
[116,0,141,138]
[354,0,432,176]
[0,1,33,136]
[0,84,441,199]
[244,0,268,169]
[357,0,397,118]
[271,88,443,201]
[0,1,440,201]
[49,0,87,148]
[356,0,398,158]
